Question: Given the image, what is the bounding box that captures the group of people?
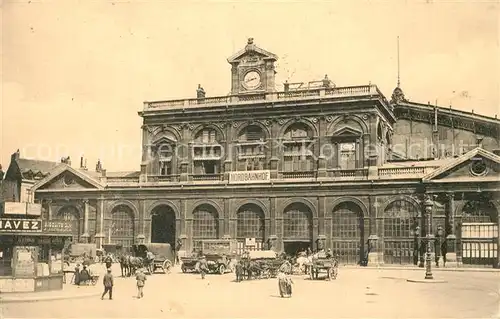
[98,253,148,300]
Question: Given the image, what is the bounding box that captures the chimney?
[80,156,84,168]
[196,84,206,99]
[101,169,106,177]
[11,149,20,162]
[66,156,71,166]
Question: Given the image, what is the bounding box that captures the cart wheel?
[91,277,98,285]
[218,264,226,275]
[328,267,337,280]
[181,265,187,273]
[163,260,172,274]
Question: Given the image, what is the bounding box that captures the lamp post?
[412,226,421,266]
[423,195,434,280]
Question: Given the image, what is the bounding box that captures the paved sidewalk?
[0,283,102,303]
[0,263,125,303]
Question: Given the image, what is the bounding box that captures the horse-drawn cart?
[241,250,283,280]
[132,243,174,274]
[309,254,339,280]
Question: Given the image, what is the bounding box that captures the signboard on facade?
[42,221,73,235]
[0,218,42,233]
[26,203,42,216]
[245,238,256,246]
[3,202,27,215]
[229,170,271,184]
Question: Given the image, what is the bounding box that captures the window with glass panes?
[384,200,418,238]
[56,206,80,242]
[282,123,315,172]
[283,203,312,239]
[332,202,362,238]
[158,144,173,175]
[111,205,135,249]
[237,125,266,171]
[462,201,498,223]
[192,206,219,240]
[338,142,356,170]
[237,204,265,240]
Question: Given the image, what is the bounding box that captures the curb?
[341,266,500,273]
[0,291,102,303]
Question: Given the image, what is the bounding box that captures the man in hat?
[135,268,147,299]
[104,253,113,270]
[325,248,333,259]
[101,268,114,300]
[199,255,208,280]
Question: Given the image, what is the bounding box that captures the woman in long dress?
[277,271,288,297]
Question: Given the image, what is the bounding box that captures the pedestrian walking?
[135,268,147,299]
[199,255,208,279]
[104,254,113,269]
[277,270,293,298]
[101,268,114,300]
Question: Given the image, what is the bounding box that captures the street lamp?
[423,195,435,280]
[411,225,421,266]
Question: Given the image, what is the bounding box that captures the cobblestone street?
[2,266,499,319]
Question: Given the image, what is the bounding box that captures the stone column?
[223,198,230,238]
[367,196,381,266]
[81,199,90,242]
[445,193,458,267]
[45,199,53,220]
[136,200,146,244]
[94,197,105,249]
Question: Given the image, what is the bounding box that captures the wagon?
[241,250,282,280]
[309,254,338,280]
[132,243,175,274]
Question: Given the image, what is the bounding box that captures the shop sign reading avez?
[0,218,42,233]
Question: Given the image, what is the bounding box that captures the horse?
[126,256,145,275]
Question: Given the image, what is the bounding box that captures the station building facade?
[4,39,500,267]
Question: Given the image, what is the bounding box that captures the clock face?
[243,71,261,90]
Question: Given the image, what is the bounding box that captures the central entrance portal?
[283,241,311,256]
[151,205,176,246]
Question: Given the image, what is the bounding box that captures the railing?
[191,174,222,181]
[281,171,316,179]
[147,175,180,182]
[144,84,383,110]
[105,165,440,186]
[378,166,439,177]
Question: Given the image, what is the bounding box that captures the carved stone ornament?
[362,114,369,120]
[309,117,318,123]
[326,116,334,123]
[216,122,226,129]
[278,118,286,125]
[294,116,301,122]
[264,120,272,126]
[232,121,242,128]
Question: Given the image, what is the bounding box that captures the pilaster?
[94,196,105,249]
[81,199,90,242]
[445,193,458,267]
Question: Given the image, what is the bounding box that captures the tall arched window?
[237,125,267,171]
[192,204,219,251]
[236,204,265,241]
[282,123,315,172]
[110,205,135,249]
[283,203,312,240]
[383,200,419,265]
[152,131,178,178]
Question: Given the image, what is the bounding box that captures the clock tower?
[227,38,278,95]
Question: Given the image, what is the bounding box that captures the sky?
[2,0,499,172]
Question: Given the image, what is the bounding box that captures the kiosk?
[0,218,73,293]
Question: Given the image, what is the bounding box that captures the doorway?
[283,241,311,256]
[151,205,176,246]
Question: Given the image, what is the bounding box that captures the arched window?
[236,204,265,240]
[283,203,312,240]
[282,123,315,172]
[237,125,267,171]
[384,200,418,238]
[57,206,80,243]
[110,205,135,249]
[462,201,498,223]
[331,201,364,264]
[192,205,219,252]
